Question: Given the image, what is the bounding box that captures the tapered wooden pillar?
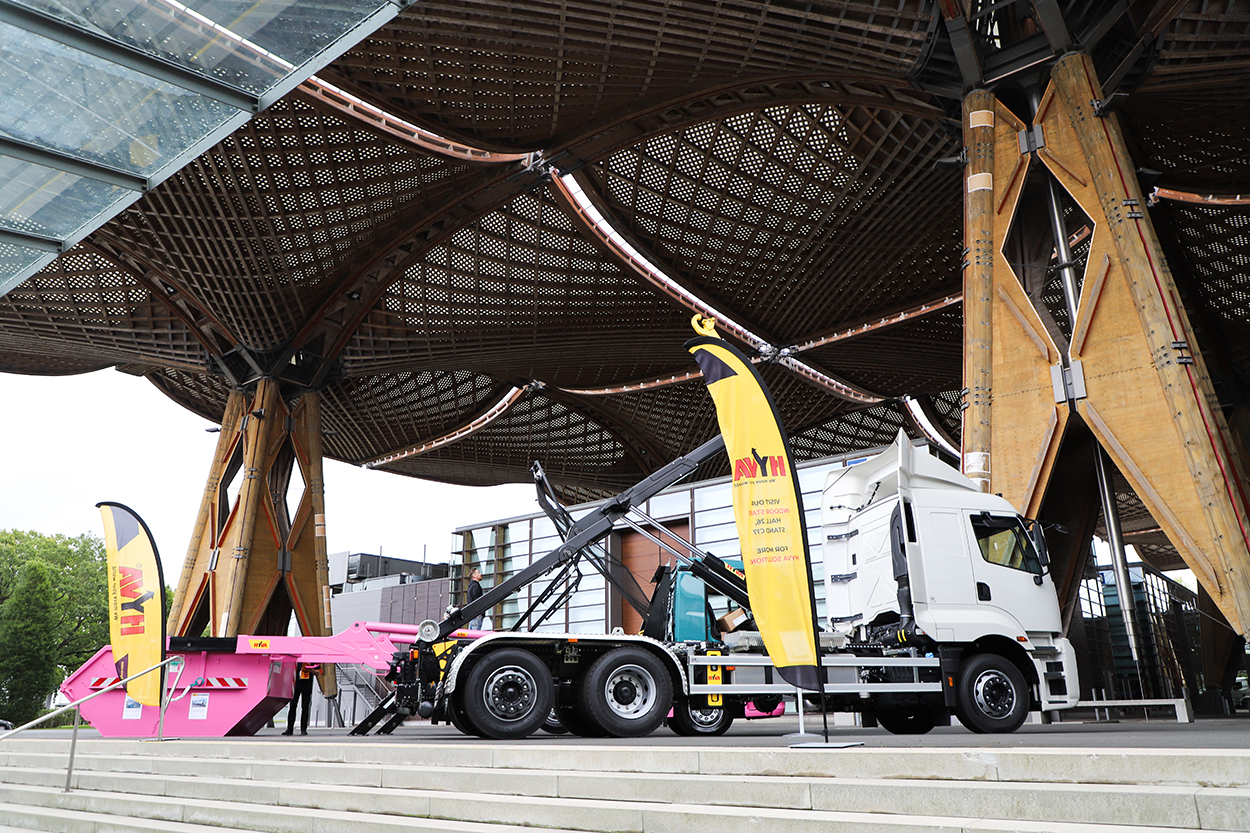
[168,381,337,695]
[1043,53,1250,634]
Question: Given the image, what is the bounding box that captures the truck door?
[966,512,1061,633]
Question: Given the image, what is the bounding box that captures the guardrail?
[1075,697,1193,723]
[0,656,180,791]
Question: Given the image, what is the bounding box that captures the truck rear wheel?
[578,647,672,737]
[461,648,553,739]
[954,653,1028,734]
[668,701,732,736]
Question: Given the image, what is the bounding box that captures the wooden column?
[962,89,997,492]
[1045,53,1250,634]
[168,389,246,632]
[963,89,1070,516]
[169,382,338,669]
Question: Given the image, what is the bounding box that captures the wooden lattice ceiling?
[2,0,1248,509]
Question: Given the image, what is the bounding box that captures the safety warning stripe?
[88,676,249,689]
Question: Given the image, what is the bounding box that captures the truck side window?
[969,515,1042,575]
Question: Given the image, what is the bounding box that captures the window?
[970,514,1042,574]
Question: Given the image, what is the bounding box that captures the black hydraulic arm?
[684,553,750,610]
[430,435,727,643]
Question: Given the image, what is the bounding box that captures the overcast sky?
[0,369,539,581]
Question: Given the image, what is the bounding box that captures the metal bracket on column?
[1018,124,1046,155]
[1051,361,1087,403]
[278,549,292,573]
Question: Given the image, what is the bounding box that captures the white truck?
[821,431,1080,732]
[349,431,1078,739]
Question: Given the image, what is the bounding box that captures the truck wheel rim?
[604,664,655,719]
[972,669,1015,718]
[688,707,722,728]
[483,666,537,721]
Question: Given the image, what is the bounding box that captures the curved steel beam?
[363,385,527,468]
[295,78,534,164]
[360,379,666,477]
[282,74,952,387]
[549,170,884,404]
[1149,187,1250,207]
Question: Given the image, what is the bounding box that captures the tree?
[0,559,60,724]
[0,530,109,677]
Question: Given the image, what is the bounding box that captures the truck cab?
[824,431,1079,732]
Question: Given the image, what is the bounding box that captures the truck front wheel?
[579,647,672,737]
[955,653,1028,734]
[461,648,554,739]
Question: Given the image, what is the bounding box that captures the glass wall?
[454,445,880,634]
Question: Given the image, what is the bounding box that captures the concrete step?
[6,738,1250,787]
[1,752,1249,830]
[0,800,260,833]
[0,774,1230,833]
[0,738,1246,832]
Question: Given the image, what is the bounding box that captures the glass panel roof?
[0,155,130,238]
[1,22,240,175]
[0,0,408,297]
[20,0,388,94]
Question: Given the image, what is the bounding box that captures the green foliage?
[0,560,60,724]
[0,530,110,720]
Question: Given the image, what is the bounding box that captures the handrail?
[0,656,179,792]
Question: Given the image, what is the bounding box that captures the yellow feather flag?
[686,318,821,690]
[98,502,166,707]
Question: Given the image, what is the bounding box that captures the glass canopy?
[0,0,411,297]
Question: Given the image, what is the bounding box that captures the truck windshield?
[970,515,1043,575]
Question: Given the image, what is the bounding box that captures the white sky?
[0,369,539,582]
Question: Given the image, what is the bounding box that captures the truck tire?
[540,707,569,734]
[578,647,672,737]
[446,698,484,737]
[461,648,554,739]
[954,653,1028,734]
[875,707,937,735]
[668,701,733,736]
[557,703,608,737]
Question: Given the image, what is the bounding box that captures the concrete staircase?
[0,737,1247,833]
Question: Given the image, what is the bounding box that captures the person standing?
[283,661,320,735]
[467,567,484,630]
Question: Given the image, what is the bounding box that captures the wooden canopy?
[1,0,1247,522]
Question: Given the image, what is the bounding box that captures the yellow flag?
[686,318,821,690]
[98,502,166,707]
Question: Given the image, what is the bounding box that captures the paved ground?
[21,713,1250,749]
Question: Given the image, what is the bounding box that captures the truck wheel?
[540,708,568,734]
[578,647,672,737]
[557,703,608,737]
[876,708,936,735]
[668,701,733,736]
[955,653,1028,734]
[446,698,484,737]
[461,649,553,739]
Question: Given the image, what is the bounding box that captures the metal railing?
[335,663,393,725]
[0,656,181,792]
